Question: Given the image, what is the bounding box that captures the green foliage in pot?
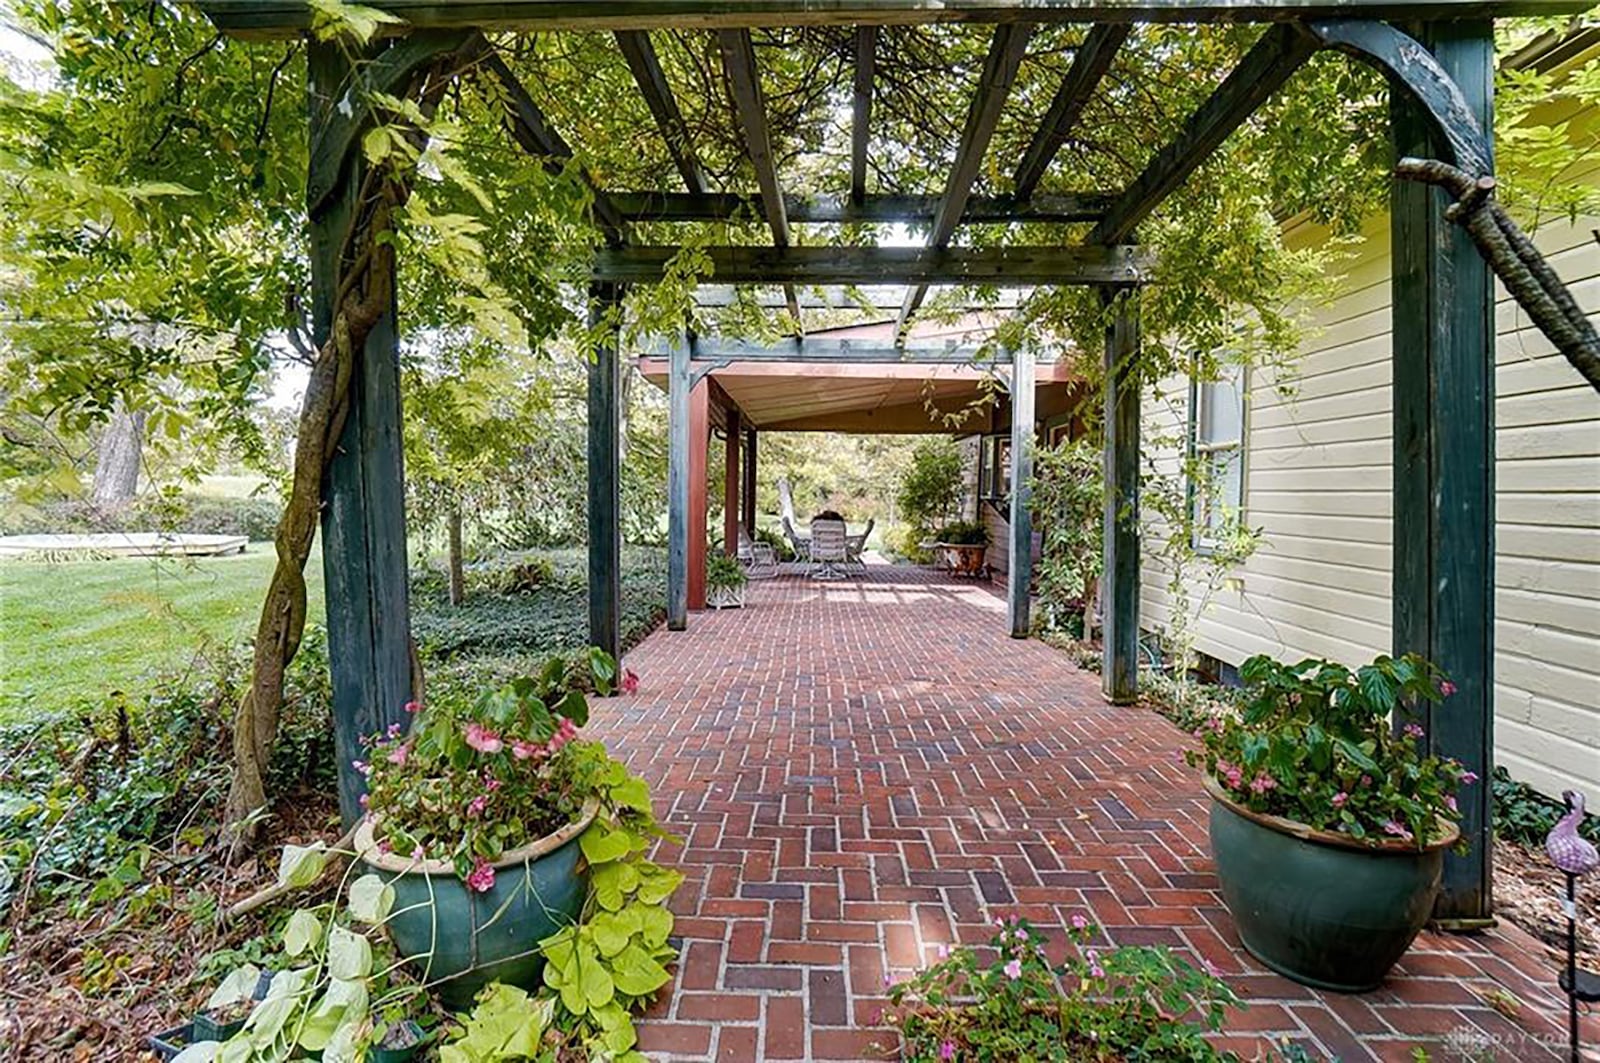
[1184,653,1475,848]
[933,521,989,547]
[705,553,748,592]
[888,915,1242,1062]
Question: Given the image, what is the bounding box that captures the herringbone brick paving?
[588,564,1593,1062]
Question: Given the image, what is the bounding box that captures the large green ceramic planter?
[1205,777,1457,993]
[354,801,597,1009]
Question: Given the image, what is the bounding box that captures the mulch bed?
[1495,837,1600,977]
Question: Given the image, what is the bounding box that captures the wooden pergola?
[198,0,1594,925]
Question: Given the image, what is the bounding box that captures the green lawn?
[0,546,325,722]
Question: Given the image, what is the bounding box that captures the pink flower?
[484,776,502,792]
[386,722,403,739]
[1440,680,1457,697]
[1382,820,1414,842]
[1331,792,1348,808]
[1403,723,1425,739]
[404,700,420,714]
[1360,774,1373,788]
[466,859,495,893]
[1445,795,1458,813]
[1003,958,1022,980]
[940,1041,956,1061]
[466,794,489,817]
[464,722,503,754]
[1071,913,1088,930]
[411,844,427,861]
[1249,772,1278,795]
[1090,964,1106,979]
[511,740,543,760]
[1202,958,1221,977]
[359,793,369,809]
[1461,770,1480,785]
[621,669,639,695]
[352,759,371,777]
[386,742,410,766]
[936,944,949,960]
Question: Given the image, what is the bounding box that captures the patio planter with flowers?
[1186,653,1475,993]
[352,651,663,1010]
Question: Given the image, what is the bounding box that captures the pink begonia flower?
[1360,774,1373,788]
[352,759,371,777]
[1090,964,1106,979]
[1249,772,1278,795]
[936,944,949,960]
[484,776,502,792]
[1071,913,1088,930]
[1382,820,1414,842]
[411,844,427,861]
[1403,723,1425,739]
[1461,770,1480,785]
[511,739,543,760]
[1445,795,1458,813]
[386,722,403,739]
[386,742,410,766]
[403,700,421,714]
[464,722,503,754]
[359,793,370,809]
[1331,792,1348,808]
[621,669,640,695]
[466,794,489,817]
[940,1042,957,1061]
[1003,959,1022,980]
[466,859,495,893]
[1440,680,1457,697]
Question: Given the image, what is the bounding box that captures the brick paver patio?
[591,564,1590,1062]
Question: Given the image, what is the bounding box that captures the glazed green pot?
[354,802,597,1010]
[1205,778,1457,993]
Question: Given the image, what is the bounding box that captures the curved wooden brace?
[307,29,480,217]
[1304,19,1491,176]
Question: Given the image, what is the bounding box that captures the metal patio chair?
[844,518,874,575]
[808,518,849,580]
[737,529,779,579]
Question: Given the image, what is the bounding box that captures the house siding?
[1140,211,1600,801]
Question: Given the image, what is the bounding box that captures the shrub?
[0,494,282,541]
[896,438,964,534]
[1492,767,1600,847]
[1030,439,1101,635]
[933,520,988,546]
[753,525,795,562]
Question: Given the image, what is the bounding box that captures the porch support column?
[667,338,690,630]
[1101,288,1141,705]
[1007,346,1036,638]
[587,283,623,664]
[1390,20,1495,925]
[688,381,710,609]
[310,39,413,825]
[724,407,743,555]
[743,429,758,537]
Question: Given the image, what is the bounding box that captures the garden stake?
[1544,790,1599,1063]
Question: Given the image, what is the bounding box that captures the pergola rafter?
[195,0,1596,927]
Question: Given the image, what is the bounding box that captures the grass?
[0,545,325,722]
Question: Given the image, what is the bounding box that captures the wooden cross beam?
[592,244,1153,285]
[898,22,1035,340]
[718,28,803,326]
[1088,22,1318,245]
[653,336,1024,362]
[852,25,877,205]
[615,30,709,194]
[607,190,1115,224]
[1012,23,1130,202]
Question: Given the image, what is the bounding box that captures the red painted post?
[724,408,743,557]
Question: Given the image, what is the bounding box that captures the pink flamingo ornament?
[1544,790,1599,1063]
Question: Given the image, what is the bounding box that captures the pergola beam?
[203,2,1594,38]
[852,26,877,204]
[655,336,1026,363]
[1013,22,1130,201]
[615,29,708,194]
[898,22,1035,338]
[718,28,803,326]
[1088,22,1317,245]
[592,244,1153,285]
[609,190,1114,224]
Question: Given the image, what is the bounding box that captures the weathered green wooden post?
[667,336,690,630]
[1390,20,1496,925]
[1101,288,1141,705]
[309,39,414,825]
[587,282,623,664]
[1008,346,1036,638]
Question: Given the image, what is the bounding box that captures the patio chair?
[737,530,779,579]
[782,516,810,560]
[844,518,874,574]
[808,518,849,581]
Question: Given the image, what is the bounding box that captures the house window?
[1190,366,1246,549]
[977,435,1010,502]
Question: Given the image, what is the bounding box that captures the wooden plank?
[1101,288,1140,705]
[661,336,1015,362]
[202,2,1595,39]
[309,39,415,826]
[593,244,1153,285]
[587,283,623,663]
[1008,346,1036,637]
[899,22,1035,338]
[615,30,707,194]
[724,407,743,554]
[852,26,877,204]
[1088,23,1317,245]
[686,283,1024,308]
[482,51,628,242]
[1389,20,1496,925]
[1013,23,1129,201]
[667,337,690,630]
[608,190,1115,223]
[718,28,802,325]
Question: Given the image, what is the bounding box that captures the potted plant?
[705,553,748,609]
[351,650,623,1009]
[933,520,989,578]
[1185,653,1475,992]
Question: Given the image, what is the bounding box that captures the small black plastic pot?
[369,1020,431,1063]
[147,969,275,1060]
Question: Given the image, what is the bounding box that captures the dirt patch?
[1494,837,1600,977]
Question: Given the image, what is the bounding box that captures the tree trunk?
[777,476,796,528]
[90,407,145,511]
[447,508,465,606]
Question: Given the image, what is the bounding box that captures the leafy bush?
[0,494,282,541]
[1185,654,1474,847]
[753,525,795,562]
[1492,767,1600,847]
[1030,439,1101,635]
[468,555,557,596]
[888,915,1242,1061]
[896,438,964,534]
[933,520,988,546]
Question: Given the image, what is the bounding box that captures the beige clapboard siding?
[1139,202,1600,800]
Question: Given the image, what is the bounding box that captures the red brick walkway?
[590,564,1588,1062]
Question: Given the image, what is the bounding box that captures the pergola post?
[723,407,742,555]
[667,339,690,630]
[309,39,414,825]
[689,381,710,609]
[1007,346,1036,638]
[743,429,759,537]
[1101,288,1141,705]
[1390,20,1495,925]
[587,283,623,664]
